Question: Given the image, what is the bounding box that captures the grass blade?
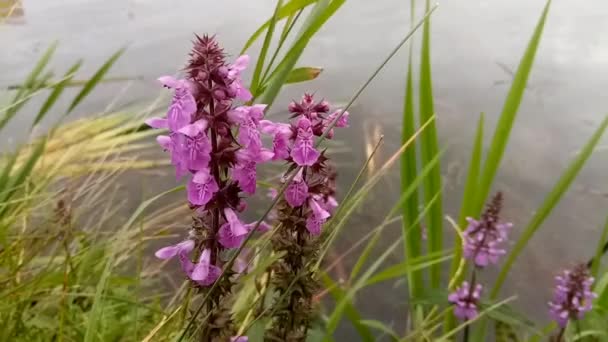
[419,0,443,289]
[259,0,345,107]
[590,215,608,278]
[67,48,125,114]
[491,115,608,298]
[473,0,552,215]
[0,42,57,131]
[32,60,83,127]
[364,252,452,287]
[401,41,423,299]
[240,0,317,54]
[0,153,19,193]
[350,151,443,280]
[358,320,400,341]
[261,9,304,83]
[321,273,375,342]
[0,138,47,217]
[444,113,484,331]
[250,0,283,95]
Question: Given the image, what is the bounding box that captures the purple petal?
[154,245,180,259]
[309,197,331,220]
[233,161,257,194]
[158,75,180,88]
[191,249,211,281]
[156,135,172,150]
[285,170,308,207]
[178,119,208,137]
[187,170,219,206]
[218,223,246,248]
[225,208,248,236]
[145,117,168,129]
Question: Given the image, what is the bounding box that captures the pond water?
[2,0,608,337]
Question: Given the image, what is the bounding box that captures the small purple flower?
[218,223,246,248]
[285,169,309,207]
[259,120,292,160]
[227,55,253,101]
[190,248,221,286]
[176,119,212,171]
[232,149,273,194]
[448,281,482,320]
[187,169,219,206]
[305,196,331,235]
[548,264,597,328]
[463,192,512,268]
[158,76,197,131]
[328,110,350,128]
[291,117,320,166]
[231,336,248,342]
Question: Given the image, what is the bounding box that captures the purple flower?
[463,192,512,268]
[305,196,331,235]
[187,169,219,206]
[328,110,349,128]
[291,117,320,166]
[155,240,206,281]
[285,169,309,207]
[158,76,197,131]
[176,119,212,171]
[190,248,221,285]
[218,223,246,248]
[231,337,248,342]
[548,264,597,328]
[232,148,273,194]
[227,55,253,101]
[448,282,482,320]
[154,240,195,259]
[259,120,292,160]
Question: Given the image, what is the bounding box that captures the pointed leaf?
[491,114,608,298]
[67,48,125,114]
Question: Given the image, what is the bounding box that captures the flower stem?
[462,269,478,342]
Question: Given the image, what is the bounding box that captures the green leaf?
[445,113,484,331]
[0,138,47,217]
[419,0,443,289]
[0,42,57,131]
[364,252,451,287]
[401,45,423,299]
[351,151,442,280]
[0,152,19,192]
[259,0,345,107]
[359,320,400,341]
[284,66,323,83]
[67,48,125,114]
[321,273,374,342]
[32,60,84,127]
[473,0,552,215]
[590,214,608,278]
[491,114,608,298]
[240,0,318,54]
[250,0,283,95]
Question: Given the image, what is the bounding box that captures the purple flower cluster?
[148,35,275,286]
[450,192,512,321]
[548,264,597,328]
[463,192,513,268]
[448,281,483,320]
[265,94,347,235]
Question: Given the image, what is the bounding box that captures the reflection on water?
[2,0,608,333]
